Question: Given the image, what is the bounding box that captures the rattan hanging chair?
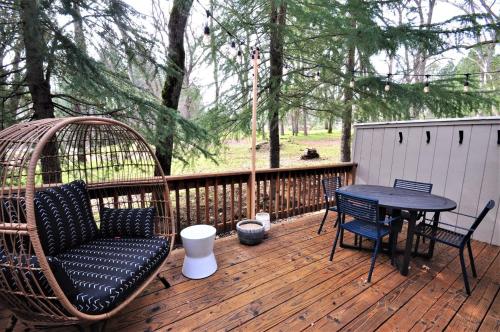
[0,117,174,325]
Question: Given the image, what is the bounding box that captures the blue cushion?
[34,180,98,256]
[55,236,169,314]
[100,207,156,238]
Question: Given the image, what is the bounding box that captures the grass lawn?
[172,129,342,175]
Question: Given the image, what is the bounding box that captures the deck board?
[1,212,499,332]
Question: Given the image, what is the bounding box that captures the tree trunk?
[341,45,355,162]
[155,0,193,175]
[327,115,333,134]
[268,0,286,169]
[71,0,88,163]
[302,109,308,136]
[20,0,61,183]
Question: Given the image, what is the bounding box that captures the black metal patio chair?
[330,191,399,282]
[393,178,433,221]
[317,176,342,234]
[356,178,433,250]
[413,200,495,295]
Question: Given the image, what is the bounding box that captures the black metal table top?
[338,184,457,212]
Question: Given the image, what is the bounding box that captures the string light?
[230,41,238,57]
[193,1,497,96]
[349,77,355,88]
[314,71,320,81]
[203,25,211,45]
[384,73,391,92]
[423,75,430,93]
[464,73,470,92]
[203,9,211,45]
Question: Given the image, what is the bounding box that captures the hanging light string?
[195,0,248,61]
[194,0,498,94]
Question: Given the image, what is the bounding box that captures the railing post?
[351,163,357,184]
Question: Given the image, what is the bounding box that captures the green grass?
[172,129,342,175]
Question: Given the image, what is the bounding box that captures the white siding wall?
[352,118,500,245]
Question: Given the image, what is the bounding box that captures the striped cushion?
[34,180,98,256]
[55,236,169,314]
[0,251,52,296]
[100,207,155,238]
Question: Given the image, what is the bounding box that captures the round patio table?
[338,184,456,276]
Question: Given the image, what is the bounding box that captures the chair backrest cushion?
[34,180,98,256]
[335,191,379,223]
[100,207,156,238]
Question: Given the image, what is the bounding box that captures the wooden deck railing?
[166,163,356,234]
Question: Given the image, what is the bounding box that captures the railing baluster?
[238,177,243,221]
[263,175,267,212]
[195,180,200,224]
[222,179,227,232]
[286,172,291,217]
[205,180,209,224]
[230,180,235,229]
[185,182,190,226]
[258,176,260,213]
[274,172,279,220]
[174,184,181,237]
[214,177,219,229]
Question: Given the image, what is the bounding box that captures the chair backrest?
[335,191,379,224]
[466,200,496,240]
[394,179,433,193]
[322,177,342,201]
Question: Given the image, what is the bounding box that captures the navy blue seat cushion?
[55,236,169,314]
[34,180,99,256]
[100,207,156,238]
[341,219,390,240]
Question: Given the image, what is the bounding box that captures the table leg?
[390,209,402,266]
[427,211,440,258]
[401,211,417,276]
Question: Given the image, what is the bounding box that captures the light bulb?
[384,83,390,91]
[464,74,470,92]
[230,41,238,57]
[203,26,211,45]
[349,78,355,88]
[423,75,430,93]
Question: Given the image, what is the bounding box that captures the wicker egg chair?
[0,117,174,325]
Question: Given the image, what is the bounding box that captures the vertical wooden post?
[250,47,259,220]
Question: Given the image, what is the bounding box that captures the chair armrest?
[445,211,476,219]
[422,219,472,232]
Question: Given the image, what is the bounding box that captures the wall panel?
[353,118,500,245]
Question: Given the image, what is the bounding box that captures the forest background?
[0,0,498,175]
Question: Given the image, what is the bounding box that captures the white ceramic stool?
[181,225,217,279]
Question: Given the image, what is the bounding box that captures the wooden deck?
[3,212,500,331]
